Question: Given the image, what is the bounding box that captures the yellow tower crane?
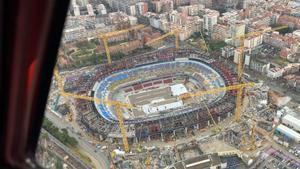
[115,105,130,152]
[54,68,132,152]
[196,25,288,122]
[180,82,255,133]
[179,82,255,100]
[240,123,257,152]
[145,153,151,169]
[53,25,289,154]
[145,29,180,49]
[199,30,210,52]
[202,102,221,133]
[55,65,256,152]
[232,25,288,122]
[98,24,145,64]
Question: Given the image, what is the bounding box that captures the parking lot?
[258,148,300,169]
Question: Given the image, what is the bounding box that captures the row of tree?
[42,118,78,147]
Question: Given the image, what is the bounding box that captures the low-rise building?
[221,46,235,59]
[244,33,263,51]
[97,4,107,15]
[282,63,300,75]
[63,26,86,42]
[249,57,270,73]
[219,10,240,25]
[278,15,300,29]
[266,67,283,79]
[212,24,230,41]
[283,74,300,91]
[287,53,300,63]
[263,32,299,51]
[107,40,143,54]
[279,48,292,59]
[168,153,227,169]
[276,124,300,143]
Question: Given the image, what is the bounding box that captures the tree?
[209,41,227,51]
[112,51,126,61]
[55,157,63,169]
[42,118,78,147]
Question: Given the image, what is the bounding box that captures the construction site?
[44,22,300,169]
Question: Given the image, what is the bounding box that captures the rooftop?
[170,153,223,169]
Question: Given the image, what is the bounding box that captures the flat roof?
[170,84,188,96]
[151,98,179,107]
[172,153,221,169]
[276,124,300,141]
[128,87,172,106]
[283,114,300,127]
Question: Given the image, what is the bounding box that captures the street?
[45,110,110,169]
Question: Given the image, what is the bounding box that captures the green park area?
[208,41,227,51]
[273,55,289,66]
[42,118,78,147]
[188,32,227,51]
[41,119,93,167]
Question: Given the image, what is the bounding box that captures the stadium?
[72,48,238,141]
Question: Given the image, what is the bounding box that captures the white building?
[219,10,239,24]
[170,84,188,96]
[86,4,95,16]
[276,124,300,142]
[203,10,219,37]
[142,99,184,114]
[292,30,300,39]
[128,5,136,16]
[233,48,243,64]
[266,67,283,79]
[128,16,138,25]
[63,26,86,42]
[141,84,188,114]
[282,114,300,132]
[78,0,88,6]
[244,34,263,50]
[229,21,245,47]
[149,16,161,29]
[97,4,107,15]
[188,4,204,16]
[222,46,235,58]
[73,5,80,16]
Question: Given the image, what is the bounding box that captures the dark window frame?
[1,0,70,168]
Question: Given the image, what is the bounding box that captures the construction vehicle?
[66,112,73,122]
[98,24,145,64]
[136,144,142,153]
[145,29,180,49]
[145,153,151,169]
